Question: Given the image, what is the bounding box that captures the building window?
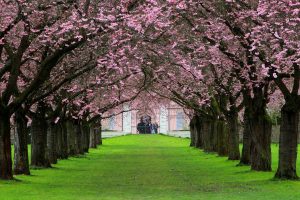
[109,116,115,130]
[176,111,184,130]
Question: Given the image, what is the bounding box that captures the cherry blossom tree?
[0,0,142,179]
[0,0,298,181]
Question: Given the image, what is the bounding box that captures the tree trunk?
[249,112,272,171]
[195,116,203,149]
[193,118,201,148]
[194,123,200,148]
[189,116,196,147]
[85,122,90,152]
[98,122,102,145]
[94,128,98,146]
[239,109,251,165]
[80,122,86,153]
[66,120,76,156]
[56,123,63,159]
[47,123,58,164]
[31,116,51,168]
[13,111,30,175]
[73,121,80,155]
[275,104,299,179]
[244,87,272,171]
[227,112,240,160]
[75,121,84,155]
[60,121,69,159]
[203,119,214,152]
[0,110,13,179]
[216,120,228,156]
[95,128,100,146]
[211,120,218,152]
[89,126,97,148]
[81,121,90,153]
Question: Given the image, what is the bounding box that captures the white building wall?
[159,106,169,133]
[122,105,132,133]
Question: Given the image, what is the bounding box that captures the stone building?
[102,102,190,134]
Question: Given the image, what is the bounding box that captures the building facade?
[102,102,190,134]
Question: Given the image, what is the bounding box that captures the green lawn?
[1,134,300,200]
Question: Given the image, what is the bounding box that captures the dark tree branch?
[292,63,300,95]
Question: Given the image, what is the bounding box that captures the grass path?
[1,134,300,200]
